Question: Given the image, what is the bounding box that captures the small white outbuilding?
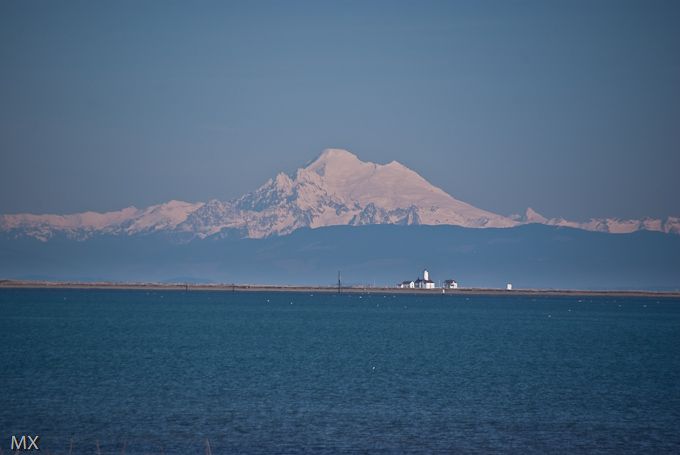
[400,280,415,289]
[444,279,458,289]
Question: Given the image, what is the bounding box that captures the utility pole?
[337,270,341,294]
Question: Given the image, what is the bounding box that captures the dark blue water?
[1,289,679,454]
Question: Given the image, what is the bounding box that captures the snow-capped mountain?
[181,149,518,238]
[0,200,205,241]
[511,208,680,235]
[1,149,678,240]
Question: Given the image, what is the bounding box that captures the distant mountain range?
[2,149,678,241]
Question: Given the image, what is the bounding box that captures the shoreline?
[1,279,679,298]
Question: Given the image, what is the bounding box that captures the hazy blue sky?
[1,0,679,219]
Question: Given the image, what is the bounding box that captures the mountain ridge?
[1,149,678,240]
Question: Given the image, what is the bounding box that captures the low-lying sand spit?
[1,279,679,299]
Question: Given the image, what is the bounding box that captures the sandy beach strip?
[1,279,679,299]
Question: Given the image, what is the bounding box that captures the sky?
[1,0,679,220]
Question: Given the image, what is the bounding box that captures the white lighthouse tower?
[423,269,429,281]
